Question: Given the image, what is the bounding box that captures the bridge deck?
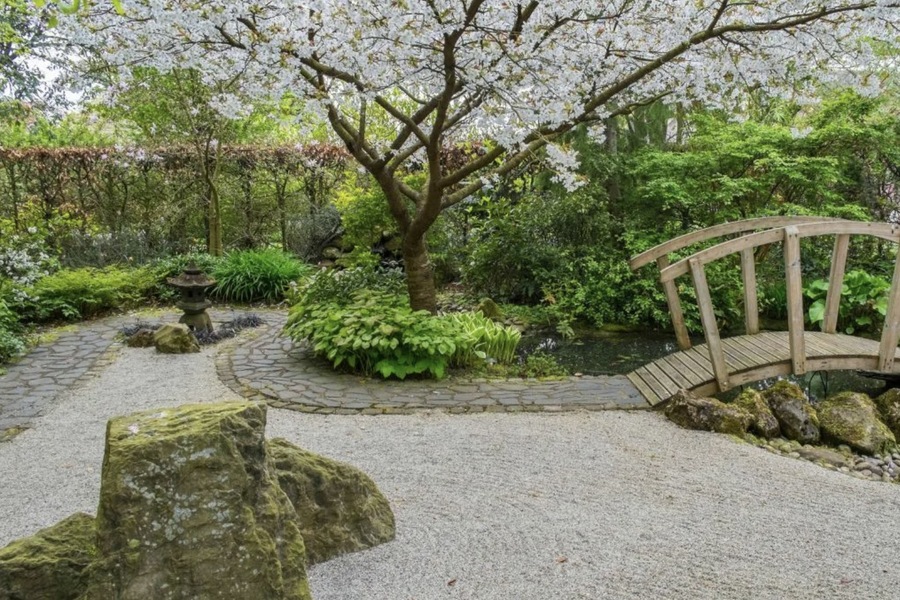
[627,331,900,405]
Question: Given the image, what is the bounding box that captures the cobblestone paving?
[1,310,647,437]
[0,318,124,438]
[218,312,648,415]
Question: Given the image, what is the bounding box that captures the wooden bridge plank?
[681,346,716,378]
[726,337,771,364]
[629,367,664,405]
[739,332,790,362]
[644,361,684,399]
[627,369,661,405]
[654,354,697,390]
[663,351,712,383]
[721,339,763,371]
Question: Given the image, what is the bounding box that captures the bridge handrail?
[628,216,845,270]
[658,221,900,283]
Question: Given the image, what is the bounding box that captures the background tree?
[66,0,899,311]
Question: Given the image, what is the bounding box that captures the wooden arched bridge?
[626,217,900,405]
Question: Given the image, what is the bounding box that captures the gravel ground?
[3,343,900,599]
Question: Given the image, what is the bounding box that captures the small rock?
[763,381,820,444]
[733,389,780,439]
[796,446,851,469]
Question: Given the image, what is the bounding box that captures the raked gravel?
[2,342,900,600]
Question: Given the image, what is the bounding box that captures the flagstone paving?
[1,310,647,437]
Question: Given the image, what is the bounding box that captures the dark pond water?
[519,329,888,401]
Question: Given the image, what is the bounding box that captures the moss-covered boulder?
[0,513,96,600]
[268,438,395,565]
[874,388,900,440]
[152,323,200,354]
[664,390,752,435]
[80,402,310,600]
[733,389,780,439]
[819,392,896,456]
[476,298,503,320]
[125,328,156,348]
[763,381,819,444]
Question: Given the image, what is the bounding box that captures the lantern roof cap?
[167,261,216,289]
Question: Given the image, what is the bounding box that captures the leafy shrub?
[26,267,155,322]
[285,290,466,379]
[0,292,25,363]
[290,266,406,307]
[805,269,889,334]
[442,311,521,366]
[517,350,569,378]
[0,228,59,289]
[212,249,312,303]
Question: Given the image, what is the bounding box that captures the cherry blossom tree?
[65,0,898,311]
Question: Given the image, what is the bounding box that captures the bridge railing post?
[878,247,900,372]
[656,256,692,350]
[740,247,759,335]
[689,257,731,392]
[783,226,807,375]
[823,234,850,334]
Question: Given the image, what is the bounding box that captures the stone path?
[0,309,646,437]
[219,313,646,414]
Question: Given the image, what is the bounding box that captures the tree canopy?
[64,0,900,310]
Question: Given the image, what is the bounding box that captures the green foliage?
[212,249,312,303]
[291,266,406,307]
[150,252,223,301]
[0,290,25,363]
[285,290,465,379]
[518,351,569,379]
[25,266,155,321]
[805,269,890,335]
[465,185,613,303]
[442,311,521,367]
[332,179,397,252]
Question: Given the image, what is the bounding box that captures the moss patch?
[0,512,96,600]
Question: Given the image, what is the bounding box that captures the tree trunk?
[402,234,437,313]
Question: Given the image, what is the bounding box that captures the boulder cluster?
[666,382,900,482]
[0,402,395,600]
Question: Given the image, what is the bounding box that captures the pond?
[518,329,889,401]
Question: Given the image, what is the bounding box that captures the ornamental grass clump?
[212,249,313,304]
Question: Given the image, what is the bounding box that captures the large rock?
[664,390,752,435]
[818,392,896,455]
[763,381,820,444]
[733,388,780,439]
[152,323,200,354]
[0,513,96,600]
[874,388,900,439]
[80,402,310,600]
[269,438,395,565]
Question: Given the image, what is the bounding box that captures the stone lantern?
[167,261,216,332]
